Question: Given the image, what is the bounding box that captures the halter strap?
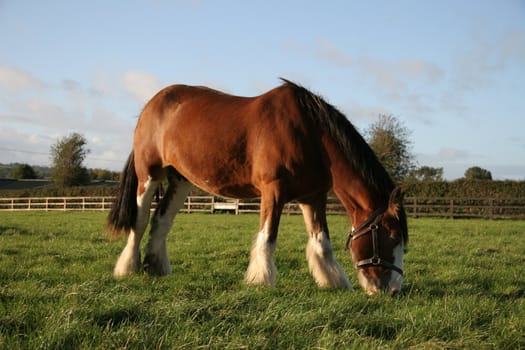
[345,208,404,276]
[345,207,385,249]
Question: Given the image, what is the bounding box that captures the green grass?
[1,212,524,349]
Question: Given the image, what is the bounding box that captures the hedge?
[402,180,525,198]
[1,180,525,199]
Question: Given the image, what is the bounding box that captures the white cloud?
[437,147,470,161]
[285,40,442,91]
[452,30,525,91]
[0,65,46,92]
[341,101,391,123]
[122,71,163,103]
[0,127,53,166]
[315,39,353,68]
[398,60,443,84]
[283,39,353,68]
[357,57,444,92]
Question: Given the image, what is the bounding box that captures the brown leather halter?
[345,208,404,276]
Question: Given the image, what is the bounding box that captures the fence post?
[449,198,454,219]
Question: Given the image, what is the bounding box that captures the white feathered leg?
[300,202,351,290]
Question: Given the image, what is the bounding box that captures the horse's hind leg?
[300,197,351,290]
[144,169,192,276]
[114,176,160,277]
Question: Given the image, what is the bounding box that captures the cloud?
[0,126,54,166]
[398,60,443,84]
[283,39,353,68]
[314,39,353,68]
[357,57,444,92]
[122,71,163,103]
[417,147,473,165]
[0,65,47,92]
[88,108,134,136]
[437,147,470,161]
[0,67,143,170]
[341,101,391,123]
[499,30,525,63]
[452,30,525,91]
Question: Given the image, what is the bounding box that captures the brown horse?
[107,79,408,295]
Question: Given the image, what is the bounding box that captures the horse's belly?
[185,172,260,199]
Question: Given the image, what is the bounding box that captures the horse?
[107,78,408,295]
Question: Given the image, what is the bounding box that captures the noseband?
[345,208,404,276]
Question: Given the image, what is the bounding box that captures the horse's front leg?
[244,185,284,287]
[300,197,351,290]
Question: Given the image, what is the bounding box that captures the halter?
[345,208,404,276]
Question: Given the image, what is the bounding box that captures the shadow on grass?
[0,226,31,236]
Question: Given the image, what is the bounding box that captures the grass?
[0,211,524,349]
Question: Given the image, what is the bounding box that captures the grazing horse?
[107,79,408,295]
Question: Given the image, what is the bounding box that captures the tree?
[13,164,38,179]
[410,166,444,181]
[89,168,120,181]
[464,166,492,180]
[50,133,90,187]
[365,114,416,181]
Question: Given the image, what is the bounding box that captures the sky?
[1,0,524,180]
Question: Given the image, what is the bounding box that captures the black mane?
[281,78,395,199]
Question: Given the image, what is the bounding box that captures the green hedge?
[402,180,525,198]
[0,185,118,198]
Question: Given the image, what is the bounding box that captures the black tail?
[107,151,138,237]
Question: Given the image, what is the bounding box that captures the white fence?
[1,196,524,219]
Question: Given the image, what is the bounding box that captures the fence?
[0,196,524,219]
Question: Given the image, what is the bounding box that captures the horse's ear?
[388,187,405,215]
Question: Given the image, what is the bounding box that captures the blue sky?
[1,0,524,180]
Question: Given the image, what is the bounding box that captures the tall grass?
[1,212,524,349]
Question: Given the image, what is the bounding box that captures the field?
[1,212,524,349]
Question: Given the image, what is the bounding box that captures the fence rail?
[1,196,524,219]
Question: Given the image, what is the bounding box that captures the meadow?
[0,211,524,349]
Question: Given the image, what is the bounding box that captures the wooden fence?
[0,196,524,219]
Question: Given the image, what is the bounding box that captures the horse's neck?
[332,175,380,226]
[324,138,385,225]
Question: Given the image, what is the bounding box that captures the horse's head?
[346,188,408,295]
